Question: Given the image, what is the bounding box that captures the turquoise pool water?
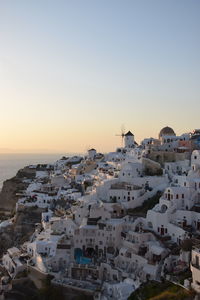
[76,256,92,264]
[74,248,92,264]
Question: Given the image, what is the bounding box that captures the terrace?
[110,182,142,191]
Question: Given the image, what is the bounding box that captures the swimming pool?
[76,256,92,264]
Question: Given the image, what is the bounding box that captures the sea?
[0,153,68,190]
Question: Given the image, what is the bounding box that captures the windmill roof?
[125,131,134,136]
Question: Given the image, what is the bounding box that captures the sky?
[0,0,200,153]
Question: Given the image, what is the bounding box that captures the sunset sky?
[0,0,200,153]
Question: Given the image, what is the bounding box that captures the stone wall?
[147,151,190,166]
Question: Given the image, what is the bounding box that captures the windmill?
[84,145,91,159]
[116,125,126,147]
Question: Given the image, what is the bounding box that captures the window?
[176,194,179,199]
[148,222,153,228]
[182,194,184,199]
[113,275,117,280]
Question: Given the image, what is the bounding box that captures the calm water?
[0,153,64,189]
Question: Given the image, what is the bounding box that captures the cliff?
[0,206,45,257]
[0,166,36,216]
[0,166,42,256]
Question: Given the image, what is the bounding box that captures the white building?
[165,160,190,177]
[191,150,200,172]
[2,247,27,278]
[49,216,77,236]
[124,131,135,149]
[191,245,200,293]
[88,148,97,160]
[119,161,143,182]
[27,229,72,273]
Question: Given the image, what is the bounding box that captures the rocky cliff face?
[14,206,45,243]
[0,166,40,256]
[0,224,14,256]
[0,206,45,257]
[0,167,36,216]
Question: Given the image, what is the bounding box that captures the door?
[183,219,187,227]
[196,255,199,268]
[197,221,200,230]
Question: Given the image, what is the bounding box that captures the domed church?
[159,126,176,140]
